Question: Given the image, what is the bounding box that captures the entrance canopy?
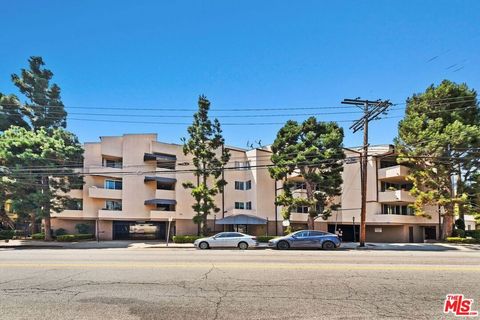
[216,214,267,225]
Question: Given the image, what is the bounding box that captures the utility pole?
[341,98,392,247]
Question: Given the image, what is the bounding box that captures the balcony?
[289,212,308,222]
[88,187,122,199]
[370,213,435,224]
[155,189,175,199]
[98,209,123,219]
[150,210,176,220]
[378,190,415,203]
[378,165,409,182]
[84,166,123,178]
[52,209,99,219]
[51,210,84,219]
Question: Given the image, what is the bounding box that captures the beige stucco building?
[51,134,475,242]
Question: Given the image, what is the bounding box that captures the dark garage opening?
[328,224,360,242]
[113,221,167,240]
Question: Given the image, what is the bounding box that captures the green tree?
[11,56,67,130]
[395,80,480,239]
[0,127,83,240]
[182,96,230,236]
[269,117,345,230]
[0,93,29,131]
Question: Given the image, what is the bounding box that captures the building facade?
[51,134,475,242]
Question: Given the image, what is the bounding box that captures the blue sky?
[1,0,479,148]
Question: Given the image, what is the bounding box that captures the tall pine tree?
[11,56,67,130]
[182,96,230,236]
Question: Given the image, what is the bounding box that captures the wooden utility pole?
[341,98,392,247]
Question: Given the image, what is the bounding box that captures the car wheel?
[277,241,290,250]
[199,241,209,250]
[322,241,335,250]
[238,242,248,250]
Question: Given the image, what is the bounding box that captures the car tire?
[277,241,290,250]
[199,241,209,250]
[238,242,249,250]
[322,241,335,250]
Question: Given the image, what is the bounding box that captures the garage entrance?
[328,224,360,242]
[112,221,167,240]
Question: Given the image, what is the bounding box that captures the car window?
[295,231,309,237]
[309,231,327,236]
[215,233,227,238]
[230,233,244,237]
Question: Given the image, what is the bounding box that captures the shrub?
[32,233,45,240]
[56,234,94,242]
[75,223,91,234]
[465,230,480,239]
[446,237,480,244]
[256,236,277,243]
[0,229,15,240]
[173,235,201,243]
[452,229,466,238]
[54,228,68,237]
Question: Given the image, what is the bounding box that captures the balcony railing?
[150,210,176,220]
[378,190,415,203]
[155,189,175,199]
[98,209,123,219]
[88,187,122,199]
[51,210,84,219]
[378,165,409,182]
[84,166,123,178]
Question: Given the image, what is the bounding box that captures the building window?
[104,158,122,168]
[67,199,83,210]
[105,179,122,190]
[235,180,252,190]
[157,181,175,190]
[246,201,252,210]
[235,202,245,210]
[156,203,175,211]
[105,200,122,211]
[382,204,414,215]
[235,181,245,190]
[381,182,413,192]
[295,206,309,214]
[234,161,251,170]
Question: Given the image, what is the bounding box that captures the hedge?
[56,234,95,242]
[32,233,45,240]
[446,237,480,244]
[173,235,201,243]
[465,230,480,239]
[0,229,15,240]
[256,236,278,243]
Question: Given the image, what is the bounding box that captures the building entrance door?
[408,226,414,243]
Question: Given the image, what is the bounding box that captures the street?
[0,248,479,320]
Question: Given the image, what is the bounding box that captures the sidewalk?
[1,239,479,251]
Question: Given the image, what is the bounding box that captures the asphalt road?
[0,248,479,320]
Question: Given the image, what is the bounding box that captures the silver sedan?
[194,232,258,250]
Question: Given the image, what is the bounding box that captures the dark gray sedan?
[268,230,341,250]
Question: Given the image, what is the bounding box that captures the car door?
[210,233,227,247]
[290,231,311,248]
[223,233,242,247]
[308,231,327,248]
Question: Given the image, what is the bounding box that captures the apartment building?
[51,133,278,240]
[51,134,475,242]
